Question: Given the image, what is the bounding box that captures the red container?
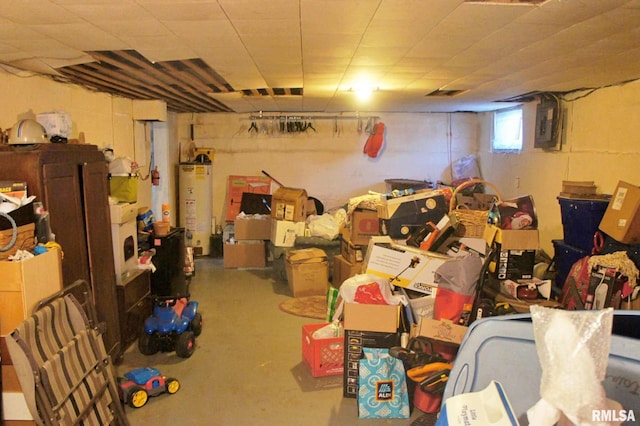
[302,323,344,377]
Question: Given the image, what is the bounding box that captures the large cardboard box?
[0,249,63,336]
[485,227,539,280]
[332,255,363,288]
[271,187,308,222]
[599,180,640,244]
[343,302,400,333]
[226,175,272,222]
[285,248,329,297]
[271,219,306,247]
[350,209,379,245]
[363,236,451,294]
[234,216,271,240]
[340,231,365,264]
[413,317,467,345]
[377,192,448,239]
[223,241,266,268]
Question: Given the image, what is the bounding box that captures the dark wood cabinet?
[0,144,121,359]
[117,269,151,351]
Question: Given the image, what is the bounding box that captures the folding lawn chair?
[6,279,129,426]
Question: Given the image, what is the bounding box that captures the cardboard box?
[271,219,306,247]
[226,175,272,222]
[350,209,379,245]
[285,248,329,297]
[0,249,63,336]
[271,187,308,222]
[436,236,487,258]
[340,232,364,264]
[364,236,450,294]
[484,227,539,280]
[332,255,363,288]
[599,180,640,244]
[0,180,27,200]
[234,217,271,240]
[343,302,400,333]
[497,250,536,280]
[500,278,552,300]
[377,192,448,239]
[414,317,467,345]
[223,241,266,268]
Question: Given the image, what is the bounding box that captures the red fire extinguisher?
[151,166,160,186]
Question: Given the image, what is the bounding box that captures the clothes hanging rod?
[247,113,379,121]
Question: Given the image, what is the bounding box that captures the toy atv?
[118,367,180,408]
[138,295,202,358]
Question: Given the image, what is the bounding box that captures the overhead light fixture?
[351,82,378,101]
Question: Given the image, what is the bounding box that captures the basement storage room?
[1,1,640,425]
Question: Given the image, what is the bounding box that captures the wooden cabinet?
[117,269,152,351]
[0,144,121,359]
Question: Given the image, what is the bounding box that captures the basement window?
[492,106,523,152]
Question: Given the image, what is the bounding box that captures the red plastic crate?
[302,323,344,377]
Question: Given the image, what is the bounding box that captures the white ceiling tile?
[1,0,639,112]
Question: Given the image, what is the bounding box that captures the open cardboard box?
[363,235,451,294]
[412,317,467,345]
[343,302,400,333]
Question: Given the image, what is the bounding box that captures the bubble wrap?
[528,306,622,425]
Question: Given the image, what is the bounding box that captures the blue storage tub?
[442,312,640,425]
[558,196,609,252]
[552,239,589,291]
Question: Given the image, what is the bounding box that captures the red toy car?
[118,367,180,408]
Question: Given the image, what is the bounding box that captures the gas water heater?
[178,160,213,256]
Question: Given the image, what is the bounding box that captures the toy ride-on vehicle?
[118,367,180,408]
[138,295,202,358]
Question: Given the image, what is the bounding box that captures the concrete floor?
[116,257,429,425]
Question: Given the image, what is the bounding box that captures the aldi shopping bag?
[358,348,410,419]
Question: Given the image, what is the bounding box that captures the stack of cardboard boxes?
[223,215,271,268]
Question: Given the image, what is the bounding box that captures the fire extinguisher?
[151,166,160,186]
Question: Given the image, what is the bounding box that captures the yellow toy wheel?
[166,378,180,394]
[129,387,148,408]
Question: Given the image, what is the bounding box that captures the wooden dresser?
[0,144,121,360]
[117,268,152,352]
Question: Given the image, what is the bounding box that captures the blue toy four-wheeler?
[118,367,180,408]
[138,295,202,358]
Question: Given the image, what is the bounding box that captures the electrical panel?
[534,100,560,149]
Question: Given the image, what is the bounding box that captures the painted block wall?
[479,78,640,255]
[3,70,640,262]
[175,112,480,227]
[0,72,154,217]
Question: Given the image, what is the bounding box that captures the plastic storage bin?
[442,312,640,425]
[558,196,609,251]
[552,239,589,290]
[302,323,344,377]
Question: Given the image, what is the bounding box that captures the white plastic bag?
[307,213,340,240]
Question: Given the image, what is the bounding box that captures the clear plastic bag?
[527,306,623,425]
